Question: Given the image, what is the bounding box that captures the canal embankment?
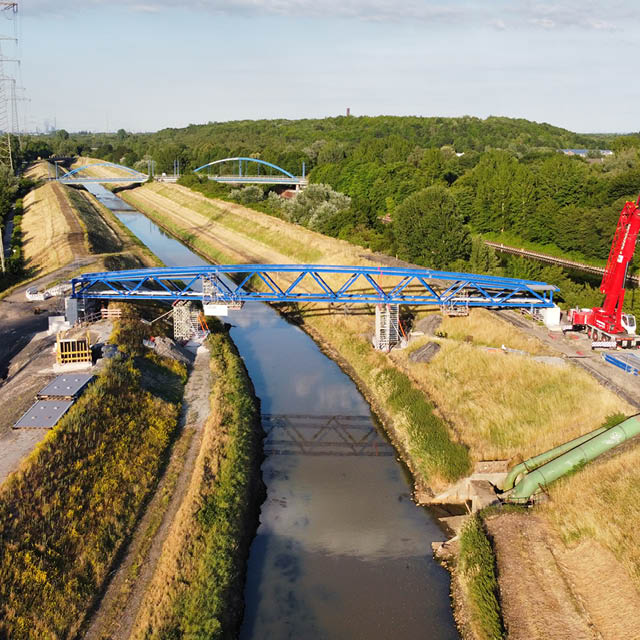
[0,309,186,639]
[126,323,263,639]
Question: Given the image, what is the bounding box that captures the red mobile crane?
[568,194,640,348]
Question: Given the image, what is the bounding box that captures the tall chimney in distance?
[346,107,350,117]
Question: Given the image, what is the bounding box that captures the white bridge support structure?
[374,303,402,351]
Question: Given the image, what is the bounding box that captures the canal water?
[104,193,458,639]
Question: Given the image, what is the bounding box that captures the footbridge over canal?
[56,162,148,184]
[193,157,308,187]
[69,264,558,348]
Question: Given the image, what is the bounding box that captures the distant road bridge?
[57,162,148,185]
[194,157,308,187]
[70,264,557,308]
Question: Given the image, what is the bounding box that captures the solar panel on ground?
[13,400,74,429]
[37,374,94,399]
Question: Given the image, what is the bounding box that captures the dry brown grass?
[543,441,640,591]
[126,182,370,266]
[21,182,84,275]
[439,308,550,354]
[24,160,51,181]
[391,333,630,460]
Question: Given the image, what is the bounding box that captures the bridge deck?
[209,175,306,185]
[70,264,557,308]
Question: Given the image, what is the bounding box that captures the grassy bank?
[21,181,85,275]
[132,323,262,639]
[66,187,123,254]
[543,438,640,591]
[458,513,504,640]
[0,314,184,638]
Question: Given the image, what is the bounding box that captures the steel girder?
[70,264,557,309]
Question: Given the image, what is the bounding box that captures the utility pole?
[0,3,18,173]
[0,2,16,273]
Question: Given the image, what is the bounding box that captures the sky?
[9,1,640,134]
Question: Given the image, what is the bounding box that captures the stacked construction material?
[602,351,640,375]
[13,374,94,429]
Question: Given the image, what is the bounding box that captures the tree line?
[20,115,640,310]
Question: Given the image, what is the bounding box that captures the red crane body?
[569,195,640,346]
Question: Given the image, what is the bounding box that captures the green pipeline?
[507,415,640,504]
[501,426,609,491]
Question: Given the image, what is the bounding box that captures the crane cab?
[621,313,637,335]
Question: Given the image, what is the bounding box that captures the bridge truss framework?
[70,263,557,309]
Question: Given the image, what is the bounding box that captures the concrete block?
[470,480,499,512]
[48,316,70,335]
[65,297,79,325]
[541,304,562,328]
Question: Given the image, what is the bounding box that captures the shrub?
[280,183,351,230]
[229,185,264,204]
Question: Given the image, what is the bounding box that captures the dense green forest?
[20,115,640,310]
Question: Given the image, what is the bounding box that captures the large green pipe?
[507,415,640,503]
[501,426,609,491]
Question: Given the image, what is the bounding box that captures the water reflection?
[230,304,368,416]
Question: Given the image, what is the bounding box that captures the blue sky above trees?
[18,1,640,133]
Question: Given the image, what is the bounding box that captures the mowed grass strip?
[21,182,78,275]
[0,316,184,639]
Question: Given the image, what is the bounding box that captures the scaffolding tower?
[374,303,401,351]
[173,302,209,341]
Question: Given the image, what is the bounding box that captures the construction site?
[1,156,640,640]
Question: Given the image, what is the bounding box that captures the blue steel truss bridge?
[70,263,557,309]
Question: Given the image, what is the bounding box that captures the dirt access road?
[487,513,640,640]
[82,344,212,640]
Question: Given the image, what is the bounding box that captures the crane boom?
[568,194,640,347]
[595,195,640,332]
